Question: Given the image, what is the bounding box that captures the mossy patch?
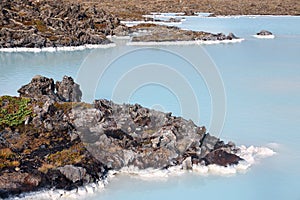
[34,20,48,33]
[47,143,86,167]
[0,96,33,127]
[54,102,93,115]
[38,163,56,174]
[0,148,20,169]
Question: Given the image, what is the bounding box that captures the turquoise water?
[1,16,300,199]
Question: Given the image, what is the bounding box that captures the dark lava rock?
[0,75,243,198]
[203,149,243,166]
[56,76,82,102]
[0,172,42,198]
[130,24,240,42]
[183,10,197,16]
[0,0,129,48]
[257,30,273,35]
[18,75,57,101]
[227,32,239,40]
[18,75,81,102]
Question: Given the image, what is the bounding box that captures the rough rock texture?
[58,165,90,183]
[0,172,41,197]
[0,76,242,198]
[17,75,57,101]
[72,0,300,20]
[18,75,81,102]
[56,76,82,102]
[0,0,247,49]
[0,0,298,48]
[0,0,129,48]
[257,30,273,36]
[203,149,241,166]
[130,24,239,42]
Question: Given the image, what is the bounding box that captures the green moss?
[0,96,33,127]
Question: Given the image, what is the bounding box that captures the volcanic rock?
[0,0,129,48]
[130,24,240,42]
[257,30,273,36]
[0,75,242,198]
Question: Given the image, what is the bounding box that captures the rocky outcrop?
[257,30,273,36]
[0,0,247,49]
[0,75,242,198]
[18,75,81,102]
[56,76,82,102]
[130,24,239,42]
[0,0,129,48]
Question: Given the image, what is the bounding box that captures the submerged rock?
[0,75,242,198]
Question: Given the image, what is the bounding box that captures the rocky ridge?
[0,0,128,48]
[0,0,245,49]
[0,75,242,198]
[130,24,239,42]
[74,0,300,20]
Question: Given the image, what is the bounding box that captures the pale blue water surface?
[1,16,300,200]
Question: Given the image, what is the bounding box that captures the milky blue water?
[1,16,300,200]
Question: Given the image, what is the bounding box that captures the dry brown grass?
[64,0,300,20]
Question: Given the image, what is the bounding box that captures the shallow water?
[1,15,300,200]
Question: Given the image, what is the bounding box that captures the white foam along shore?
[10,145,275,200]
[0,43,116,53]
[127,38,244,46]
[252,34,275,39]
[116,145,276,177]
[9,180,107,200]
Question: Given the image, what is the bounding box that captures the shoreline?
[0,43,117,53]
[0,13,293,52]
[8,145,275,200]
[1,13,292,52]
[127,38,244,46]
[0,38,245,53]
[252,35,275,39]
[0,75,275,198]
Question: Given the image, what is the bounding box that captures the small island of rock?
[254,30,275,39]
